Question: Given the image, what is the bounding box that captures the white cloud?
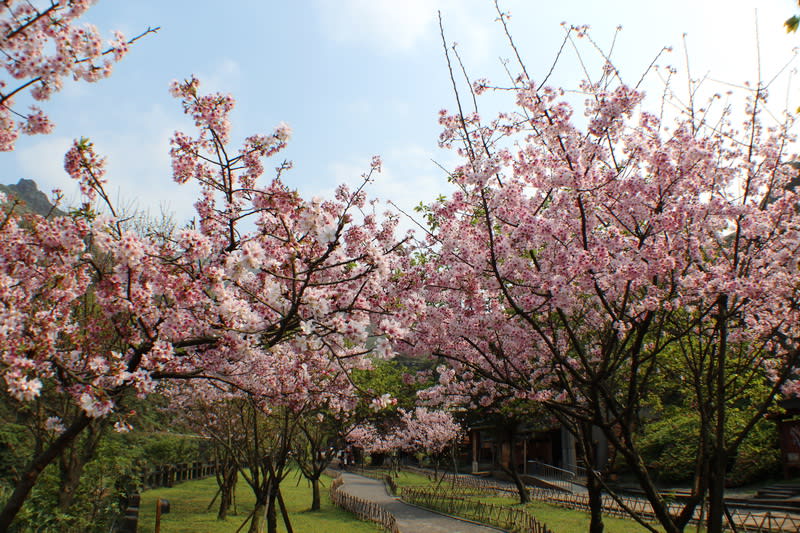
[15,104,201,225]
[194,58,242,95]
[312,0,493,62]
[15,135,75,202]
[98,125,201,225]
[314,0,439,53]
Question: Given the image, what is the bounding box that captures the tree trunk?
[266,489,278,533]
[586,469,605,533]
[707,447,727,533]
[579,422,604,533]
[310,476,321,511]
[57,421,103,512]
[707,295,729,533]
[0,413,91,531]
[247,500,266,533]
[506,464,530,504]
[675,385,712,531]
[57,457,83,511]
[500,428,529,504]
[217,465,237,520]
[276,486,294,533]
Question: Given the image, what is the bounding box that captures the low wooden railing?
[141,461,216,489]
[525,485,800,533]
[402,486,554,533]
[394,465,800,533]
[329,475,400,533]
[114,461,216,532]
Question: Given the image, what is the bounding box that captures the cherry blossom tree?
[346,406,461,481]
[0,0,156,151]
[417,378,540,503]
[168,388,239,521]
[292,391,376,512]
[345,422,397,459]
[292,411,343,511]
[0,4,402,530]
[0,4,154,524]
[1,71,408,529]
[176,338,377,532]
[191,392,298,533]
[400,14,800,533]
[395,407,462,478]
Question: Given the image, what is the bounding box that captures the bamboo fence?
[402,486,554,533]
[329,475,400,533]
[396,466,800,533]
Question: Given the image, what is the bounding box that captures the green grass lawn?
[137,473,383,533]
[385,470,433,488]
[137,468,685,533]
[479,495,667,533]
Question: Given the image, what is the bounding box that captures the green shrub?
[1,430,206,532]
[637,407,780,486]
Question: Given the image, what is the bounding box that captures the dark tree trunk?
[57,420,103,511]
[675,387,711,531]
[0,413,91,531]
[57,459,83,511]
[247,499,266,533]
[310,476,321,511]
[578,422,604,533]
[707,295,729,533]
[586,469,605,533]
[500,427,529,504]
[506,465,530,504]
[266,488,278,533]
[276,485,294,533]
[217,465,237,520]
[707,447,728,533]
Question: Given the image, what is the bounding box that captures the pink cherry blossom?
[0,0,152,150]
[1,71,409,529]
[395,39,800,533]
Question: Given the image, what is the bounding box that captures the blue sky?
[2,0,798,228]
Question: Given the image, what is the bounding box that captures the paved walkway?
[338,472,504,533]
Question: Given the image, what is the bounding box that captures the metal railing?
[526,461,577,482]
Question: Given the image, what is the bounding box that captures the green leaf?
[785,15,800,33]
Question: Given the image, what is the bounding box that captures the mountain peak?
[0,179,64,217]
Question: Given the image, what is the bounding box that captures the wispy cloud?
[314,0,439,53]
[15,103,201,224]
[194,58,242,95]
[312,0,493,61]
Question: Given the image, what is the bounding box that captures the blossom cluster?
[399,66,800,415]
[2,75,408,436]
[347,407,461,456]
[1,1,136,150]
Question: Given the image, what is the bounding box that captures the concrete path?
[338,472,504,533]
